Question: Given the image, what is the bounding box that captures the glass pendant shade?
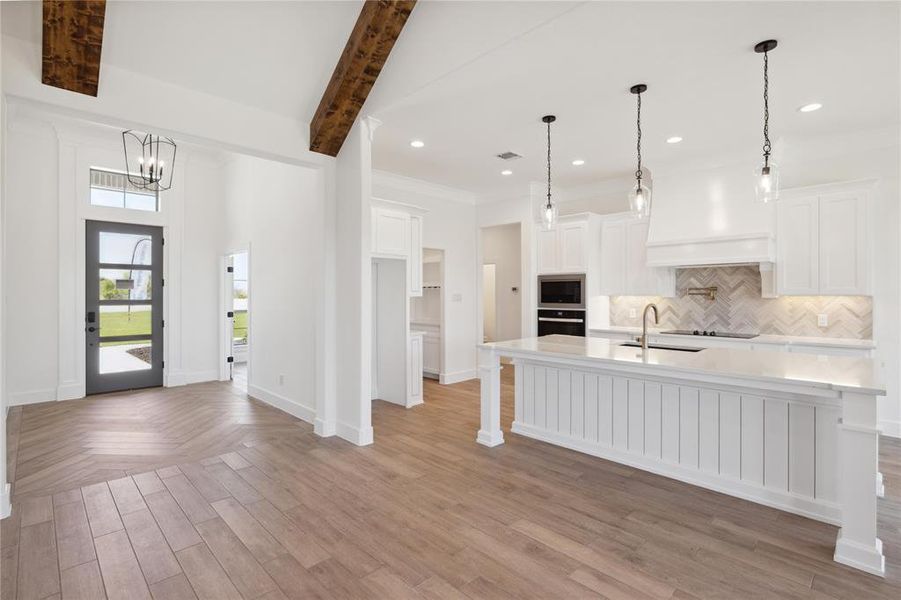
[754,160,779,203]
[629,182,652,219]
[540,202,558,231]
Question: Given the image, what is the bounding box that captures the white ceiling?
[2,1,898,198]
[1,0,362,121]
[366,1,900,197]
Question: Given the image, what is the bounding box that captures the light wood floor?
[2,370,900,599]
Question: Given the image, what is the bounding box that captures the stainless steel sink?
[619,342,705,353]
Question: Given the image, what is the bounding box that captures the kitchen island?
[477,334,886,576]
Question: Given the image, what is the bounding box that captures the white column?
[477,346,504,447]
[833,391,885,576]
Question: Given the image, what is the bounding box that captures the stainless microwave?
[538,274,586,309]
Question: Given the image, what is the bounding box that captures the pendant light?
[122,130,177,192]
[754,39,779,203]
[628,84,651,219]
[540,115,558,231]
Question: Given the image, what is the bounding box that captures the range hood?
[645,231,775,268]
[644,162,777,270]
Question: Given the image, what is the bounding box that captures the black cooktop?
[660,329,759,339]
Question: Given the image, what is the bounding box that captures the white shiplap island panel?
[477,335,886,577]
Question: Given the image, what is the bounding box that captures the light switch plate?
[817,314,828,327]
[452,293,463,303]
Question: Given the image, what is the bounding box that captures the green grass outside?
[234,311,248,344]
[97,309,248,346]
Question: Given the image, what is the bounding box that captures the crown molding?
[372,169,478,205]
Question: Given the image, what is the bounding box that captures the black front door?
[85,220,164,394]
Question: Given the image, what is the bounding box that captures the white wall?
[3,103,228,404]
[480,223,522,342]
[0,2,10,518]
[373,171,479,384]
[222,153,326,425]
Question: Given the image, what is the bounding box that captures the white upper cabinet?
[371,201,425,297]
[559,220,589,272]
[536,216,591,274]
[600,214,674,296]
[777,181,872,296]
[537,227,560,274]
[372,207,410,257]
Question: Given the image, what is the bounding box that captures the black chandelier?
[754,39,779,203]
[122,130,177,192]
[628,83,651,219]
[540,115,558,231]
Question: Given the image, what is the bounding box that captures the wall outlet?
[629,308,637,319]
[278,374,285,385]
[817,314,828,327]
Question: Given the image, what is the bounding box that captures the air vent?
[496,151,522,161]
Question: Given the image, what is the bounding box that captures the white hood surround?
[644,161,776,269]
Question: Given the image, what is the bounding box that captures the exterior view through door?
[85,220,164,394]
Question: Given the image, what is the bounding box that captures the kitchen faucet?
[639,303,659,350]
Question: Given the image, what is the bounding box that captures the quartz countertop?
[481,335,885,395]
[589,326,876,350]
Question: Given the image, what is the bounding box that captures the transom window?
[90,169,159,212]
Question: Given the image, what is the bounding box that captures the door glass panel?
[232,253,248,346]
[100,305,152,338]
[99,269,152,300]
[99,232,153,265]
[99,339,152,373]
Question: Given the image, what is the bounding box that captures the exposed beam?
[310,0,416,157]
[42,0,107,96]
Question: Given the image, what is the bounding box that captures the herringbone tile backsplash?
[610,266,872,339]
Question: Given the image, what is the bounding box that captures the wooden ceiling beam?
[310,0,416,157]
[42,0,107,97]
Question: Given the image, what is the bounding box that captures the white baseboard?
[166,370,219,387]
[247,384,316,425]
[439,369,477,385]
[0,483,10,520]
[57,381,84,401]
[314,418,336,437]
[879,419,901,439]
[9,388,56,406]
[336,421,374,446]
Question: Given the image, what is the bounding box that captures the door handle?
[87,326,96,332]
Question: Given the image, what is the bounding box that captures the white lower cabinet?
[422,334,440,377]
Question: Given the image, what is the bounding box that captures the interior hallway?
[2,372,900,599]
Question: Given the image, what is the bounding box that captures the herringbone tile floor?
[2,374,899,599]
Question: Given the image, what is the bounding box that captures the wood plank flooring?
[2,369,900,599]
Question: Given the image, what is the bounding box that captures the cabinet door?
[818,192,869,295]
[599,221,626,295]
[409,215,423,296]
[409,335,423,404]
[423,337,439,374]
[559,221,588,272]
[625,220,657,295]
[777,197,819,295]
[537,227,559,274]
[372,208,409,256]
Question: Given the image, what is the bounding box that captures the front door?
[86,220,164,394]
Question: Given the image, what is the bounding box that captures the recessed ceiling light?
[501,169,513,176]
[798,103,822,113]
[410,140,425,148]
[666,136,683,144]
[572,159,585,166]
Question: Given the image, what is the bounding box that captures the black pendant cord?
[546,118,552,209]
[635,91,643,187]
[762,49,771,167]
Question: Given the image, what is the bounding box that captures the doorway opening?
[222,251,250,390]
[479,223,522,344]
[86,220,164,394]
[371,257,409,407]
[411,248,443,380]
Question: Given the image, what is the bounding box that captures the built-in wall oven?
[537,274,586,336]
[537,309,586,337]
[538,274,585,309]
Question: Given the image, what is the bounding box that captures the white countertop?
[481,335,885,395]
[590,326,876,350]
